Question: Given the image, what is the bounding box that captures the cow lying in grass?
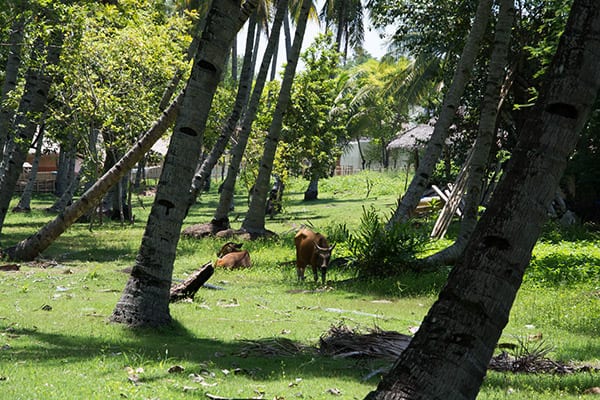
[294,228,335,284]
[215,242,251,269]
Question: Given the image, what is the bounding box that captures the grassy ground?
[0,171,599,399]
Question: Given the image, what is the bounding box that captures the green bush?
[346,206,428,278]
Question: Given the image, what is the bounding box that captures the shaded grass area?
[1,172,599,399]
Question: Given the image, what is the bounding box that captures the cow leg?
[297,267,306,281]
[320,267,327,285]
[312,266,319,283]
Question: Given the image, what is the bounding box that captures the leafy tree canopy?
[279,33,348,181]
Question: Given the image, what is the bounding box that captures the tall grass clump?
[344,206,429,278]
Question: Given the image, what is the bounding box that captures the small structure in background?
[17,149,59,193]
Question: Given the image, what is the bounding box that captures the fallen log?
[0,264,20,272]
[169,262,214,302]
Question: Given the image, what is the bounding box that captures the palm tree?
[386,0,494,228]
[0,26,63,236]
[210,0,290,231]
[110,0,258,328]
[320,0,364,62]
[0,11,26,162]
[366,2,600,397]
[186,9,259,208]
[423,0,516,268]
[241,0,313,234]
[12,123,45,213]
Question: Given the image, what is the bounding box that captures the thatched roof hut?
[387,123,435,151]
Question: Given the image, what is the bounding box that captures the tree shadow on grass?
[0,319,387,385]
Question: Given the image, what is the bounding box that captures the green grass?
[0,171,598,399]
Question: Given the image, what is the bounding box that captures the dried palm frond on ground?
[489,336,600,374]
[318,323,412,360]
[235,325,599,377]
[488,351,597,374]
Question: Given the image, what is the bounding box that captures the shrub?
[346,206,428,278]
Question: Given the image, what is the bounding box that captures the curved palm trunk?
[365,2,600,398]
[0,33,62,237]
[283,11,292,57]
[269,38,280,81]
[13,124,45,212]
[242,0,312,234]
[110,0,258,328]
[187,11,259,208]
[386,0,493,228]
[47,172,81,214]
[423,0,516,268]
[0,14,25,161]
[212,0,290,228]
[4,93,183,261]
[250,21,263,80]
[231,36,238,82]
[54,136,77,196]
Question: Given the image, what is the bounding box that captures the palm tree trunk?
[187,11,259,209]
[365,2,600,398]
[212,0,290,228]
[47,172,81,214]
[422,0,516,268]
[231,36,238,82]
[54,136,76,197]
[0,14,25,162]
[270,38,280,81]
[0,32,62,237]
[110,0,258,328]
[386,0,493,228]
[4,92,183,261]
[242,0,312,234]
[303,177,319,201]
[283,11,292,57]
[250,21,263,79]
[13,124,45,212]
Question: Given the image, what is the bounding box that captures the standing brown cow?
[294,228,335,284]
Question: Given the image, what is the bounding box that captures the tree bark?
[0,14,25,163]
[54,136,76,197]
[47,172,81,214]
[422,0,516,268]
[303,177,319,201]
[386,0,493,228]
[211,0,289,228]
[0,32,62,236]
[4,93,182,261]
[110,0,258,328]
[365,1,600,398]
[13,124,45,212]
[283,11,292,57]
[241,0,312,234]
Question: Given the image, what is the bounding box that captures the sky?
[236,3,394,73]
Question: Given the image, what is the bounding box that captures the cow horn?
[315,242,334,251]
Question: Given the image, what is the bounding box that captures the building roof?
[387,124,435,151]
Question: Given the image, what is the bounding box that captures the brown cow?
[215,250,251,269]
[217,242,244,257]
[294,228,335,284]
